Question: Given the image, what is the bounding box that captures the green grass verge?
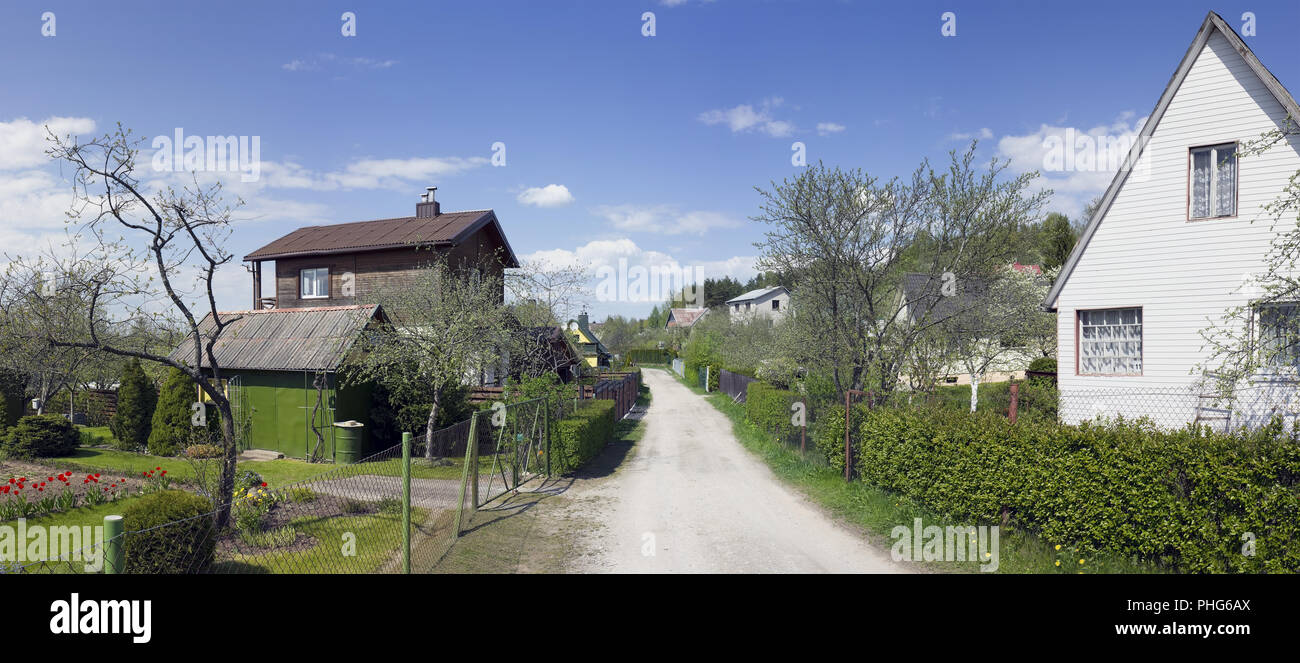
[661,368,1165,575]
[36,448,330,489]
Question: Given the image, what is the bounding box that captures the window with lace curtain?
[1189,143,1236,219]
[1078,307,1143,375]
[1257,302,1300,368]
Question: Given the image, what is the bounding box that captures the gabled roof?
[666,307,707,328]
[243,209,520,267]
[900,273,989,325]
[726,286,788,304]
[1044,11,1300,310]
[166,304,385,372]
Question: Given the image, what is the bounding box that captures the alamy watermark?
[151,128,262,182]
[1,519,105,572]
[891,518,999,572]
[595,258,704,307]
[1041,129,1150,182]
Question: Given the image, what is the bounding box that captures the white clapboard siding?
[1057,29,1300,425]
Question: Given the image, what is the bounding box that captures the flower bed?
[1,459,155,521]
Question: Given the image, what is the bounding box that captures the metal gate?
[462,396,550,510]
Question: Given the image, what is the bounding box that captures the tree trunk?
[424,387,442,460]
[969,373,980,413]
[214,399,238,530]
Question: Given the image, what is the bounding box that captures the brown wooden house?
[243,188,520,310]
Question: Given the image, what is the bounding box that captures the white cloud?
[816,122,846,136]
[698,97,795,137]
[0,116,96,170]
[948,127,993,141]
[591,204,741,235]
[281,54,398,72]
[517,184,575,208]
[995,112,1147,217]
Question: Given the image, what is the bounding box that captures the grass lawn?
[212,506,435,574]
[38,447,338,489]
[77,426,116,445]
[663,368,1166,575]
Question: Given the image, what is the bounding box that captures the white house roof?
[1042,11,1300,311]
[726,286,788,304]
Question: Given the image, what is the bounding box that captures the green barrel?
[332,420,365,464]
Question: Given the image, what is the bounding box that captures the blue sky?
[1,1,1297,319]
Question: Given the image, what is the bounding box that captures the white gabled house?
[726,286,790,323]
[1044,12,1300,429]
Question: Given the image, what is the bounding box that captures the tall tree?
[346,257,511,459]
[10,125,246,528]
[1040,212,1077,272]
[109,359,157,451]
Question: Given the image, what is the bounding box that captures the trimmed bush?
[1027,357,1058,373]
[110,359,158,451]
[148,368,198,456]
[627,348,674,364]
[0,369,26,431]
[745,382,801,443]
[122,490,216,574]
[2,415,79,458]
[551,399,616,473]
[855,407,1300,573]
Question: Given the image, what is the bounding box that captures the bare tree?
[10,125,245,528]
[506,258,590,327]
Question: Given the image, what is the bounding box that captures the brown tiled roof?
[667,308,707,328]
[243,209,519,266]
[166,304,385,372]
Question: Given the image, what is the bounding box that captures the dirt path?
[557,368,907,573]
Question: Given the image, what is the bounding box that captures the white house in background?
[1043,12,1300,430]
[726,286,790,322]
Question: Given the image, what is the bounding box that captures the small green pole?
[103,515,123,574]
[453,412,478,539]
[469,415,480,510]
[401,432,411,574]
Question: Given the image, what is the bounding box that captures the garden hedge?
[2,415,79,458]
[122,490,217,574]
[855,407,1300,573]
[745,382,800,443]
[551,399,616,473]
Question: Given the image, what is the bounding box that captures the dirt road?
[561,368,906,573]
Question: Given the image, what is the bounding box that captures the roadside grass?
[660,368,1166,575]
[213,506,432,574]
[430,382,651,573]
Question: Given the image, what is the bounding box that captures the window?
[300,267,329,298]
[1258,303,1300,368]
[771,299,780,311]
[1190,143,1236,219]
[1079,307,1143,375]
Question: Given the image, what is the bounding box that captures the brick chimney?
[416,186,440,218]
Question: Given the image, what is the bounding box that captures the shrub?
[122,490,216,573]
[184,443,223,459]
[2,415,79,458]
[148,368,199,456]
[235,470,265,494]
[854,407,1300,573]
[1027,357,1058,373]
[109,359,158,451]
[745,382,801,443]
[809,403,870,473]
[0,368,26,432]
[551,399,616,473]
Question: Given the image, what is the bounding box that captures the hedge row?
[855,407,1300,573]
[627,348,675,364]
[551,399,616,473]
[745,382,800,442]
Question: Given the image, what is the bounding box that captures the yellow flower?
[1054,544,1061,551]
[1054,561,1061,567]
[1078,559,1085,565]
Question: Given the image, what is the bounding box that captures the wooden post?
[251,261,261,309]
[1009,383,1019,424]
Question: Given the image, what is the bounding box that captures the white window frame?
[1077,307,1143,376]
[1189,142,1237,220]
[1256,302,1300,369]
[300,267,329,299]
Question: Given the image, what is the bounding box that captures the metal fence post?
[103,515,123,574]
[454,412,479,537]
[401,431,411,574]
[1009,383,1019,424]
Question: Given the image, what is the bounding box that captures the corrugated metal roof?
[726,286,788,304]
[242,209,520,266]
[166,305,383,372]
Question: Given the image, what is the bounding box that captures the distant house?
[167,305,385,461]
[517,326,583,383]
[567,312,611,368]
[726,286,789,322]
[665,307,707,329]
[243,187,520,311]
[1043,12,1300,429]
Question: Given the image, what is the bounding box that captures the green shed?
[167,304,385,462]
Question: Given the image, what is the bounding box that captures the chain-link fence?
[2,398,563,574]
